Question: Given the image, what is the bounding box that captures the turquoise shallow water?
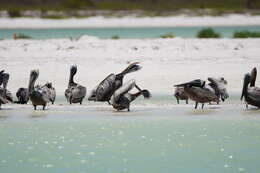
[0,94,260,173]
[1,113,260,173]
[1,25,260,39]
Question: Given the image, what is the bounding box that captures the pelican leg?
[127,107,130,111]
[201,103,204,109]
[209,102,211,105]
[217,101,219,105]
[33,105,36,110]
[43,105,46,110]
[176,98,179,104]
[107,100,111,105]
[134,84,142,91]
[52,101,54,105]
[195,102,198,109]
[186,99,188,104]
[246,103,248,109]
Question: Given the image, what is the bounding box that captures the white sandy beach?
[0,37,259,96]
[0,14,260,28]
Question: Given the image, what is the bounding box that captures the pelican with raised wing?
[28,69,53,110]
[65,65,86,104]
[241,68,260,108]
[88,62,142,104]
[111,80,151,111]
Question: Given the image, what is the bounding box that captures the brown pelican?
[111,79,151,111]
[174,87,188,104]
[88,62,142,103]
[28,70,53,110]
[0,71,13,109]
[175,78,228,109]
[40,82,56,104]
[208,77,229,104]
[241,68,260,108]
[15,88,29,104]
[65,65,86,104]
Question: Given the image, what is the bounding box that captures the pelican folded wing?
[96,74,116,101]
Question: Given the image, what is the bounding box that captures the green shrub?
[42,15,67,19]
[197,28,221,38]
[63,0,94,9]
[160,33,175,38]
[233,31,260,38]
[16,33,32,39]
[8,9,21,18]
[111,35,120,39]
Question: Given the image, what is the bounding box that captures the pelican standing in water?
[88,62,142,103]
[111,79,151,111]
[175,78,228,109]
[174,87,189,104]
[0,71,13,109]
[241,67,260,108]
[15,88,29,104]
[28,70,54,110]
[65,65,86,104]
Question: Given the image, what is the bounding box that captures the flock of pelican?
[0,63,259,111]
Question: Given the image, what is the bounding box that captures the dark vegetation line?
[1,0,260,11]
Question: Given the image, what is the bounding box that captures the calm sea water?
[0,93,260,173]
[1,26,260,39]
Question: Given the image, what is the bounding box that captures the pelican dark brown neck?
[69,66,77,86]
[28,70,38,93]
[250,67,257,87]
[241,73,251,100]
